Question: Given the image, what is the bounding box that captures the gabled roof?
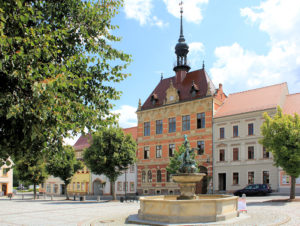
[73,127,138,151]
[283,93,300,115]
[141,69,216,110]
[73,134,92,151]
[214,83,288,118]
[123,126,138,140]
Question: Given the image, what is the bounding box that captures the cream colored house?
[0,160,13,196]
[213,83,288,193]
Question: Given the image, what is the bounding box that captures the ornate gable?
[164,80,179,105]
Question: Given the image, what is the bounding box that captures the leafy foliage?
[83,127,136,200]
[15,152,48,198]
[46,145,83,199]
[260,107,300,199]
[0,0,131,161]
[166,143,198,174]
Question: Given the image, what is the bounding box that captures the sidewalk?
[0,195,299,225]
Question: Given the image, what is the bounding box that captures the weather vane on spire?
[179,0,183,14]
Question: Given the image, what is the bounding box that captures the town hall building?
[136,7,226,195]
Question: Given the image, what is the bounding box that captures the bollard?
[51,195,53,201]
[22,194,24,200]
[97,196,100,202]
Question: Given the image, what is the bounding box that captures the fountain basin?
[138,195,238,223]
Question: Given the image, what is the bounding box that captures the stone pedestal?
[172,173,205,200]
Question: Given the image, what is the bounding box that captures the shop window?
[263,171,270,184]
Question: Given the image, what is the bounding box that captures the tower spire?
[179,1,185,42]
[173,0,190,74]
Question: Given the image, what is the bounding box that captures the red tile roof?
[141,69,216,110]
[283,93,300,115]
[123,126,138,140]
[73,127,138,150]
[73,134,92,151]
[214,83,288,118]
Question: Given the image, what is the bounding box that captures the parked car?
[233,184,272,196]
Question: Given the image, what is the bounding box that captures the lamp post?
[125,169,127,199]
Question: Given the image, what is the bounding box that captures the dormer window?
[190,80,199,97]
[151,93,158,105]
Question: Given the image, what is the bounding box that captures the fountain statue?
[131,135,239,224]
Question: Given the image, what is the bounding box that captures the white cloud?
[188,42,205,68]
[113,105,137,128]
[210,0,300,93]
[123,0,168,27]
[163,0,209,24]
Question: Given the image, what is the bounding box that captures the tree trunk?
[65,182,69,200]
[111,181,116,200]
[290,175,296,200]
[34,184,36,200]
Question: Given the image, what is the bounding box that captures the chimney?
[219,83,223,92]
[176,70,187,84]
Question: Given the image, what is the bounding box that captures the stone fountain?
[132,135,239,224]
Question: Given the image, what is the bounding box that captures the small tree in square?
[260,107,300,200]
[83,127,136,200]
[47,145,83,200]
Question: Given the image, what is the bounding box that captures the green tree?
[83,127,136,200]
[167,143,199,175]
[0,0,131,162]
[46,145,83,199]
[15,152,48,199]
[260,107,300,199]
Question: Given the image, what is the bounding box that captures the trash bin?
[120,197,124,203]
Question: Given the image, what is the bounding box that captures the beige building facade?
[0,160,13,196]
[213,83,289,193]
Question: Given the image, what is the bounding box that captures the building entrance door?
[60,184,65,195]
[93,180,103,195]
[2,184,7,195]
[218,173,226,191]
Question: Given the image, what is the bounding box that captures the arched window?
[157,170,162,182]
[167,171,171,182]
[142,171,146,183]
[147,170,152,183]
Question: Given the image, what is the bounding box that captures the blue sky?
[66,0,300,144]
